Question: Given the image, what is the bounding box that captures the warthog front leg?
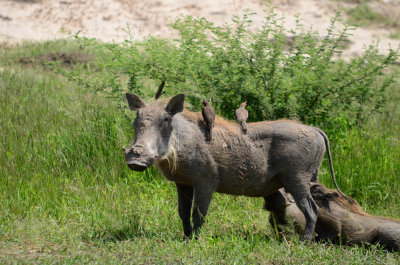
[176,183,193,237]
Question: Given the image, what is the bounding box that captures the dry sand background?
[0,0,399,57]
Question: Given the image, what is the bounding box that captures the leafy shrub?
[64,9,399,139]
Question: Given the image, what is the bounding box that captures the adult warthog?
[123,93,344,240]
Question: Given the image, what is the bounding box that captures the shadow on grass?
[18,51,92,69]
[83,219,274,244]
[81,218,185,243]
[210,231,273,244]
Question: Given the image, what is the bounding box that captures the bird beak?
[244,101,247,106]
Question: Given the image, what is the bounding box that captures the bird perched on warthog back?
[264,183,400,252]
[201,100,215,141]
[235,102,248,134]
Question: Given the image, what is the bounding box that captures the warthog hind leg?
[282,174,319,241]
[293,193,318,241]
[192,183,215,235]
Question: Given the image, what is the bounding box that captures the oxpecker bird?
[202,100,215,141]
[235,102,248,134]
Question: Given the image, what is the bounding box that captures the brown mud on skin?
[18,52,92,68]
[264,183,400,252]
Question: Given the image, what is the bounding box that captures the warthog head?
[123,93,185,171]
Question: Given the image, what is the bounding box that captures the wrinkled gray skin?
[124,93,336,240]
[265,184,400,252]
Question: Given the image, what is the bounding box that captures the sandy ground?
[0,0,399,57]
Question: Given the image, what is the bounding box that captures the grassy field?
[0,40,399,264]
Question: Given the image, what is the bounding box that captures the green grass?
[390,30,400,40]
[0,40,399,263]
[344,0,400,34]
[346,2,383,27]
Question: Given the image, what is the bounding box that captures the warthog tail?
[315,128,354,203]
[241,121,247,134]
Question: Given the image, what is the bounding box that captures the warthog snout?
[127,160,148,172]
[124,146,154,172]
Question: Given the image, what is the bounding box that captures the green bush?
[65,9,399,139]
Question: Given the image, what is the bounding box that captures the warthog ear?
[166,94,185,116]
[126,93,146,111]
